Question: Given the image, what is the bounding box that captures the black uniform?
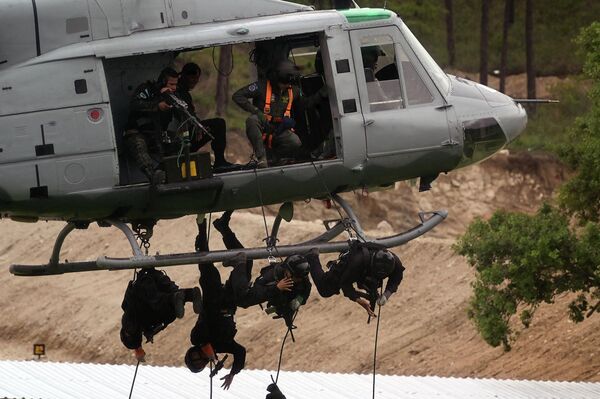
[307,244,404,303]
[188,218,255,375]
[175,85,229,168]
[124,81,174,180]
[254,262,311,319]
[120,268,180,350]
[190,262,246,375]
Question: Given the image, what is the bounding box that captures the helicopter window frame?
[350,25,443,117]
[357,34,406,113]
[398,22,451,98]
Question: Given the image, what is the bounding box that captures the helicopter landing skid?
[9,207,448,276]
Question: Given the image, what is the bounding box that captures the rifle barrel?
[513,98,559,104]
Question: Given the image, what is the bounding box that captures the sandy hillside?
[2,150,598,382]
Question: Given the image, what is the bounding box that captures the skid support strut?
[10,220,149,276]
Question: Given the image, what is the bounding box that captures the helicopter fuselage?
[0,4,527,223]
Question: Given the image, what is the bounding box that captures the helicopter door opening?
[349,26,457,172]
[103,53,176,186]
[104,32,341,187]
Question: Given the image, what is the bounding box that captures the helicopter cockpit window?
[359,35,404,112]
[395,46,434,106]
[399,23,451,96]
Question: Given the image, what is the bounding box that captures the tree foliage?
[455,23,600,350]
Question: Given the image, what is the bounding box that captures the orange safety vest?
[262,80,294,149]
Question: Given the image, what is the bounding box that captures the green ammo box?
[163,151,212,183]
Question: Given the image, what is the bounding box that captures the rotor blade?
[9,210,447,276]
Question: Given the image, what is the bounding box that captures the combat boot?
[191,287,203,315]
[172,290,185,319]
[212,210,232,234]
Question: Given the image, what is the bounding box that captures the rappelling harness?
[262,80,294,149]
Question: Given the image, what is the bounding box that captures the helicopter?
[0,0,527,277]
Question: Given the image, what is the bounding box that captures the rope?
[252,167,271,242]
[128,360,140,399]
[212,45,234,77]
[372,287,383,399]
[273,310,297,384]
[252,167,284,263]
[209,362,213,399]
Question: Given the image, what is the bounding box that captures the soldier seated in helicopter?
[120,267,201,362]
[123,67,181,185]
[232,59,328,168]
[305,242,404,318]
[176,62,237,172]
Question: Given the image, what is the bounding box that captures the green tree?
[454,22,600,350]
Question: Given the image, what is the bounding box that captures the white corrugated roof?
[1,361,599,399]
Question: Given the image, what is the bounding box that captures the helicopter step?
[9,208,447,277]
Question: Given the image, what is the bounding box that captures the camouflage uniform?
[124,81,173,182]
[232,80,303,163]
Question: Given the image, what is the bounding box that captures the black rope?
[273,310,297,384]
[252,167,284,263]
[209,361,214,399]
[212,45,234,77]
[252,168,271,243]
[372,287,383,399]
[128,360,140,399]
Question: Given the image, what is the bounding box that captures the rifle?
[162,92,214,140]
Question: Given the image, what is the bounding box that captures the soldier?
[184,216,252,389]
[124,67,180,185]
[210,211,312,321]
[176,63,235,171]
[120,268,201,362]
[184,259,246,390]
[305,243,404,317]
[232,59,327,168]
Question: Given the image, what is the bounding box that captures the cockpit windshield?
[399,23,450,97]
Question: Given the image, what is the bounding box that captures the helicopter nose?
[498,101,528,143]
[475,84,528,142]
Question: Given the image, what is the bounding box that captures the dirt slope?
[1,151,598,382]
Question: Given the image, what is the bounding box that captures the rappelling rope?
[273,310,297,384]
[372,286,383,399]
[209,362,214,399]
[252,166,284,263]
[128,359,140,399]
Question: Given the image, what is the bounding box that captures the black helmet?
[283,254,310,278]
[370,249,395,280]
[275,60,301,84]
[184,346,209,373]
[361,46,385,69]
